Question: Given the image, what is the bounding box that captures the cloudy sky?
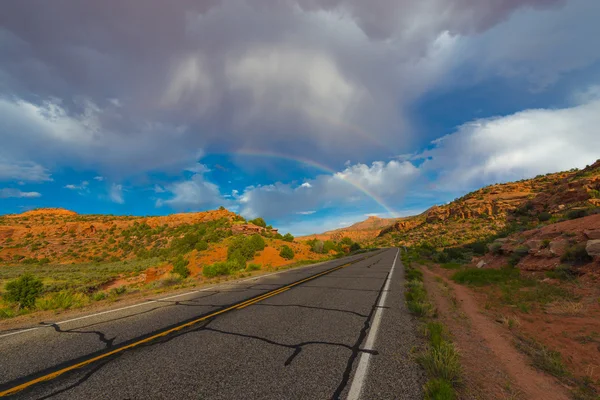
[1,0,599,235]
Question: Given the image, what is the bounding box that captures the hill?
[325,160,600,249]
[299,215,402,242]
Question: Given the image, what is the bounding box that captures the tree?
[4,274,44,308]
[340,237,353,246]
[283,233,294,242]
[249,217,267,228]
[279,245,295,260]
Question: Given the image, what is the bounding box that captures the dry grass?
[545,301,585,316]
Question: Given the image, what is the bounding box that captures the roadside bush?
[203,261,239,278]
[350,242,361,252]
[3,274,44,308]
[560,243,592,264]
[172,255,190,278]
[246,263,261,272]
[538,212,552,222]
[282,233,294,242]
[279,245,295,260]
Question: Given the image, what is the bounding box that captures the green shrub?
[545,264,577,281]
[514,245,530,257]
[538,212,552,222]
[279,245,295,260]
[203,261,239,278]
[3,274,44,308]
[451,267,520,286]
[469,241,487,256]
[195,240,208,251]
[424,378,456,400]
[282,233,294,242]
[489,242,503,255]
[350,242,361,252]
[246,263,261,272]
[248,234,266,252]
[172,255,190,278]
[567,209,588,219]
[560,243,592,263]
[249,217,266,228]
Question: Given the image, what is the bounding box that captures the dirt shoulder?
[422,266,571,400]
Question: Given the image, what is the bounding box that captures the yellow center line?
[0,253,376,397]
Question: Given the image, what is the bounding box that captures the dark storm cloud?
[0,0,565,177]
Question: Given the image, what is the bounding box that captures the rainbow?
[212,149,399,217]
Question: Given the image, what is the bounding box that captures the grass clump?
[560,243,592,264]
[515,335,568,378]
[36,291,89,311]
[418,341,462,384]
[424,378,456,400]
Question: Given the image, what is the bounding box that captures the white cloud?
[93,176,104,181]
[64,181,89,190]
[0,188,41,198]
[109,184,124,204]
[0,160,52,182]
[239,160,419,220]
[158,174,226,210]
[296,211,316,215]
[417,97,600,190]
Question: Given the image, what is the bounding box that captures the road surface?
[0,248,424,399]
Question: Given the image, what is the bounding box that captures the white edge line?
[346,248,399,400]
[0,257,341,339]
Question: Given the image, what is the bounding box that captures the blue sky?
[1,0,599,235]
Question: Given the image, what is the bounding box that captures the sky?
[1,0,599,235]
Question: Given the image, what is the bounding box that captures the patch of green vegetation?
[279,245,295,260]
[245,263,261,272]
[282,233,294,242]
[172,255,190,278]
[0,258,162,293]
[451,267,521,286]
[440,262,462,270]
[560,243,592,264]
[3,274,44,308]
[424,378,456,400]
[249,217,267,228]
[202,260,242,278]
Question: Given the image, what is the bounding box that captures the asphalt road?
[0,248,424,399]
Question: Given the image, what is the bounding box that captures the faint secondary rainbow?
[214,149,398,217]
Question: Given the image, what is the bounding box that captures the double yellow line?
[0,254,374,397]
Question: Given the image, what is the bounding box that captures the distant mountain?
[299,215,403,242]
